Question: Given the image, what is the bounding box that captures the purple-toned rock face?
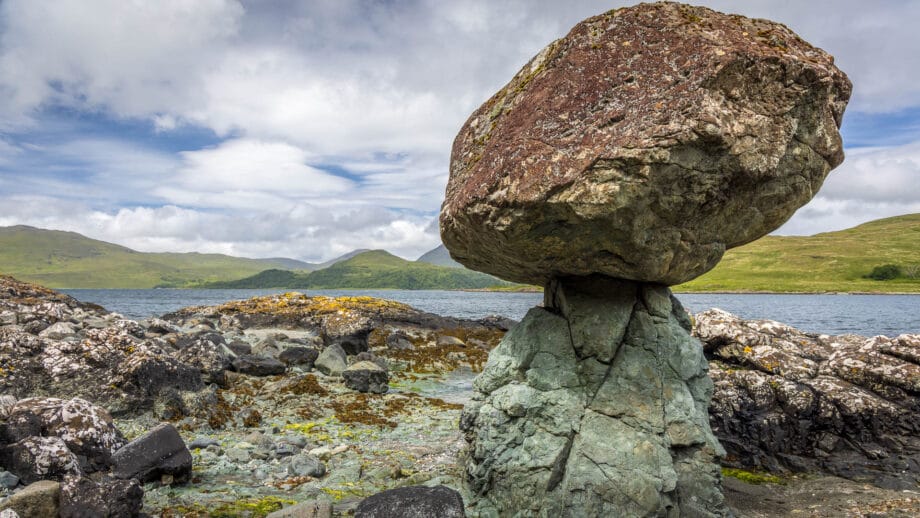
[440,2,851,286]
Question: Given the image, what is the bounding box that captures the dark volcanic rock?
[2,397,126,473]
[440,2,851,286]
[59,475,143,518]
[342,361,389,394]
[0,276,204,416]
[355,485,466,518]
[697,309,920,488]
[278,346,319,368]
[232,354,287,376]
[0,436,82,483]
[112,423,192,484]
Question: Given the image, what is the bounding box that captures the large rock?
[0,436,82,483]
[697,309,920,489]
[314,344,347,377]
[111,423,192,484]
[440,2,851,286]
[1,397,126,473]
[59,475,144,518]
[0,480,60,517]
[355,485,466,518]
[461,277,726,516]
[342,361,389,394]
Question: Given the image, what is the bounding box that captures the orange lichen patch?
[201,293,414,320]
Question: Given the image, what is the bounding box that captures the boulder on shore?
[440,2,851,286]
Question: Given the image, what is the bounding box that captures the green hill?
[416,244,462,268]
[206,250,508,290]
[676,214,920,293]
[0,226,309,288]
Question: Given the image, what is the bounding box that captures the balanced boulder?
[440,2,851,286]
[442,3,850,516]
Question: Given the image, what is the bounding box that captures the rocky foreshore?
[1,273,919,516]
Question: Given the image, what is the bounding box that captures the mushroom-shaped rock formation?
[443,3,850,517]
[440,2,850,287]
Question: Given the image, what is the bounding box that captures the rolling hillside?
[206,250,507,289]
[676,214,920,293]
[416,245,462,268]
[0,226,309,288]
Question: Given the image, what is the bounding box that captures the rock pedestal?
[461,277,726,517]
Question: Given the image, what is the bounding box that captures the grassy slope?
[0,226,303,288]
[207,250,508,290]
[676,214,920,293]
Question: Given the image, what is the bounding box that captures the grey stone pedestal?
[461,276,728,517]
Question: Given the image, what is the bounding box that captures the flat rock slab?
[441,2,850,286]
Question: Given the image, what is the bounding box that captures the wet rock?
[0,471,19,490]
[288,453,326,478]
[112,423,192,484]
[227,340,252,356]
[278,347,319,368]
[354,351,387,370]
[266,500,332,518]
[462,278,726,516]
[343,361,389,394]
[0,436,82,483]
[385,331,414,350]
[697,309,920,488]
[0,480,60,517]
[232,354,286,376]
[315,343,347,377]
[355,485,465,518]
[187,437,219,450]
[59,475,143,518]
[2,397,126,473]
[440,3,851,286]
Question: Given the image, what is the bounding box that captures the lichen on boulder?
[440,2,851,286]
[441,2,851,516]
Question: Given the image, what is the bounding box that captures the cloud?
[157,138,353,210]
[0,0,918,259]
[778,141,920,235]
[0,196,440,262]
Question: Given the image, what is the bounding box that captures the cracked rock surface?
[461,277,727,517]
[696,309,920,489]
[440,2,851,286]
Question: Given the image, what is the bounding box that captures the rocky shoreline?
[1,274,919,516]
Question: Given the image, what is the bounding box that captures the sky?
[0,0,918,263]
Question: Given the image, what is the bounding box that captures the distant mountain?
[205,249,507,290]
[677,213,920,293]
[315,249,369,270]
[416,244,462,268]
[0,226,309,288]
[260,257,318,271]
